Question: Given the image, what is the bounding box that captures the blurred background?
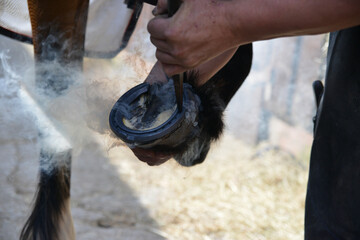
[0,4,327,240]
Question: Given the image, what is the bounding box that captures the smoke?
[0,3,160,170]
[0,48,37,141]
[1,29,157,161]
[1,24,327,167]
[30,57,152,155]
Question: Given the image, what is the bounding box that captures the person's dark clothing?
[305,25,360,239]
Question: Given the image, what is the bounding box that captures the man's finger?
[162,63,187,77]
[149,37,172,52]
[147,17,169,40]
[155,49,193,74]
[155,49,179,64]
[153,0,168,16]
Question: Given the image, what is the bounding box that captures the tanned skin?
[148,0,360,76]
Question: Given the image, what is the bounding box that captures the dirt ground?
[0,50,310,240]
[0,4,312,240]
[0,97,310,240]
[0,96,310,240]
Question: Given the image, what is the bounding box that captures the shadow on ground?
[0,35,165,240]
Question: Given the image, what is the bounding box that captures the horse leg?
[20,0,89,239]
[27,0,89,94]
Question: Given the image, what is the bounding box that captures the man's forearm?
[148,0,360,75]
[226,0,360,44]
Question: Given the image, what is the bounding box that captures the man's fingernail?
[152,7,158,16]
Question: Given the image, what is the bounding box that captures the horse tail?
[20,146,74,240]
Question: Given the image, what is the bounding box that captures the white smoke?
[0,4,157,160]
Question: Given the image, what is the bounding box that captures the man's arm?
[148,0,360,77]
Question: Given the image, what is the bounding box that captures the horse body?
[10,1,252,239]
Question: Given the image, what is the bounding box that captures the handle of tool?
[168,0,184,112]
[172,74,183,112]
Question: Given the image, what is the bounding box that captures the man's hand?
[147,0,239,76]
[148,0,360,77]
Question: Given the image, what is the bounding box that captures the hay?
[108,133,309,240]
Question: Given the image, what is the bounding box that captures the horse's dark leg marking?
[20,0,89,239]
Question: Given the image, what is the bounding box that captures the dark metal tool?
[167,0,184,112]
[172,73,183,111]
